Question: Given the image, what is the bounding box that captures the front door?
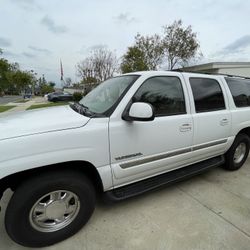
[109,74,194,187]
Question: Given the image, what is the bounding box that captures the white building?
[180,62,250,78]
[63,87,84,94]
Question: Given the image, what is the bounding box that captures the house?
[63,87,83,94]
[179,62,250,78]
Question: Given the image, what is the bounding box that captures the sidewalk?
[0,97,47,116]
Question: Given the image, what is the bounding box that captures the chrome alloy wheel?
[233,142,247,164]
[29,190,80,232]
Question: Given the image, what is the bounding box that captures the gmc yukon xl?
[1,71,250,247]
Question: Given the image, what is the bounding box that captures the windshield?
[79,75,139,114]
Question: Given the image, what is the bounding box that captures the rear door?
[109,73,194,187]
[184,75,231,161]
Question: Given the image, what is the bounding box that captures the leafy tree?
[38,78,54,95]
[0,58,11,94]
[134,33,163,70]
[0,49,39,95]
[38,76,55,95]
[162,20,201,69]
[121,20,201,72]
[10,62,20,71]
[48,81,56,87]
[121,34,163,73]
[40,84,54,95]
[41,74,47,85]
[73,92,83,102]
[80,76,98,84]
[121,47,149,73]
[5,70,35,94]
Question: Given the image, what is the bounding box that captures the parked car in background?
[23,93,32,99]
[47,92,73,102]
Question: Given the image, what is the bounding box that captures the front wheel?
[224,134,250,171]
[5,170,96,247]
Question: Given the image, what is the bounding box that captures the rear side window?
[133,76,186,116]
[190,78,225,113]
[225,77,250,107]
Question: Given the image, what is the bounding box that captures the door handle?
[220,119,229,126]
[180,123,192,132]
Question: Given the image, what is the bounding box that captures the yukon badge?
[115,152,143,161]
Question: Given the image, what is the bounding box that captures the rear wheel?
[5,170,95,247]
[224,134,250,171]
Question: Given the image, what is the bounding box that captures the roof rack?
[173,69,250,80]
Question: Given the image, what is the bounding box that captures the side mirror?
[123,102,154,121]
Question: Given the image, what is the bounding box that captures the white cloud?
[0,0,250,84]
[0,37,11,47]
[22,52,36,58]
[28,46,51,54]
[41,15,68,34]
[10,0,41,10]
[223,35,250,54]
[113,13,138,24]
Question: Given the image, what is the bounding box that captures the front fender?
[0,118,113,191]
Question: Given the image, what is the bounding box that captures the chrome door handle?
[180,123,192,132]
[220,119,229,126]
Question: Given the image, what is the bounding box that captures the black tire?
[224,134,250,171]
[5,170,96,247]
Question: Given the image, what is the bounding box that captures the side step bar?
[104,155,225,202]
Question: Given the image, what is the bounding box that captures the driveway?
[0,159,250,249]
[0,96,22,105]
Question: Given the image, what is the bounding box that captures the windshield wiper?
[78,103,96,116]
[70,102,97,117]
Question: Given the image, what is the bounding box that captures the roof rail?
[173,69,250,80]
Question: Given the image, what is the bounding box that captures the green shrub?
[73,92,83,102]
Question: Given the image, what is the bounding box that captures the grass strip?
[27,102,69,110]
[0,105,16,113]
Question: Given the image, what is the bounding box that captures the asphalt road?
[1,158,250,250]
[0,96,22,104]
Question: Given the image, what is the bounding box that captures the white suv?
[1,71,250,247]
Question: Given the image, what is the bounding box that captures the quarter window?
[225,77,250,107]
[190,78,225,113]
[133,76,186,116]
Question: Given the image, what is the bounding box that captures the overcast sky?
[0,0,250,85]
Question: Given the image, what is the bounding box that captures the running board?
[104,155,224,202]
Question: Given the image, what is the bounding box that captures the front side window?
[133,76,186,116]
[79,75,139,114]
[190,78,225,113]
[225,77,250,107]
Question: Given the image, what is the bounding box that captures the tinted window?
[133,76,186,116]
[190,78,225,113]
[225,77,250,107]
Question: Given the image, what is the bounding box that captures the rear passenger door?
[184,76,231,161]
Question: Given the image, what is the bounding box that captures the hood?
[0,105,90,140]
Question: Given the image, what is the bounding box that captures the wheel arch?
[0,161,104,199]
[237,127,250,138]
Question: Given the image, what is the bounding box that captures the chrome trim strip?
[120,148,191,169]
[193,139,227,151]
[119,139,228,169]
